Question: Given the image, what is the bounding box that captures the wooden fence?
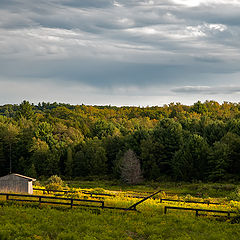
[33,188,115,197]
[33,188,76,194]
[164,206,237,217]
[33,188,156,199]
[0,192,104,209]
[1,192,237,218]
[0,190,162,212]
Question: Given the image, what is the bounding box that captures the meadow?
[0,181,240,240]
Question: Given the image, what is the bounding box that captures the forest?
[0,100,240,182]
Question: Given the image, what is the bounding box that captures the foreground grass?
[0,204,240,240]
[1,181,240,239]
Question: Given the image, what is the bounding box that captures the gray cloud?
[172,85,240,95]
[0,0,240,105]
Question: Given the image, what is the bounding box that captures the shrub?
[45,175,64,191]
[34,180,42,187]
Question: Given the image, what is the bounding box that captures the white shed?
[0,173,36,194]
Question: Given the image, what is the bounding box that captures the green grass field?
[0,181,240,240]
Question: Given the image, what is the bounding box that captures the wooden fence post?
[127,190,162,211]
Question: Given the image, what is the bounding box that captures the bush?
[228,187,240,201]
[90,188,105,194]
[45,175,64,191]
[34,180,42,187]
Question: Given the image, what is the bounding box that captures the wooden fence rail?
[0,193,137,211]
[127,190,162,210]
[164,206,236,217]
[33,188,76,194]
[160,198,221,205]
[82,191,115,197]
[33,188,115,197]
[0,193,104,209]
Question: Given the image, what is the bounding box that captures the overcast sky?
[1,0,240,106]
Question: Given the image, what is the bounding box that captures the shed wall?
[28,181,33,194]
[0,180,29,193]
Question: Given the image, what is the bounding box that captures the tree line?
[0,100,240,182]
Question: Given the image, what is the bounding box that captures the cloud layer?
[1,0,240,105]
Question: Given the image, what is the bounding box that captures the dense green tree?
[125,128,149,157]
[35,122,56,147]
[14,125,34,173]
[140,118,183,180]
[30,138,60,176]
[92,119,116,139]
[64,147,73,177]
[172,134,209,181]
[0,142,7,176]
[208,142,230,181]
[227,119,240,136]
[203,120,226,145]
[74,138,107,177]
[0,123,19,173]
[191,101,208,114]
[15,100,34,120]
[141,138,161,179]
[103,136,125,172]
[25,163,37,179]
[220,132,240,178]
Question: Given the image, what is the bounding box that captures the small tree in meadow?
[120,149,143,185]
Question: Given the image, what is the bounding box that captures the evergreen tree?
[141,118,183,180]
[64,147,73,177]
[0,142,7,176]
[74,138,107,176]
[208,142,229,181]
[172,134,209,181]
[16,100,34,120]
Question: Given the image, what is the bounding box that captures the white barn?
[0,173,36,194]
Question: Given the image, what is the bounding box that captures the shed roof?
[0,173,36,181]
